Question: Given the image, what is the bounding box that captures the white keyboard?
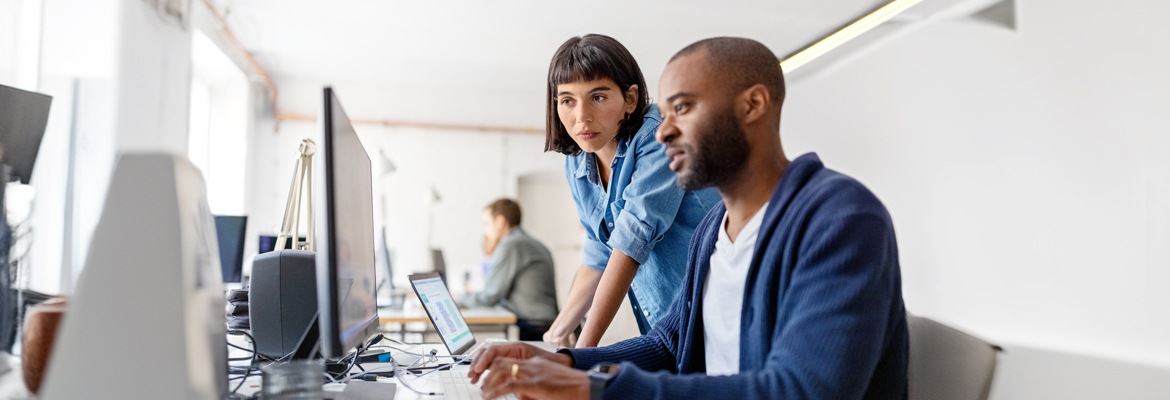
[438,370,517,400]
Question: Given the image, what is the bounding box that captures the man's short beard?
[675,106,751,191]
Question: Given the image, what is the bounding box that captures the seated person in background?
[461,199,560,341]
[467,37,908,400]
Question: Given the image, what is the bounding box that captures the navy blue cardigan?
[568,153,908,400]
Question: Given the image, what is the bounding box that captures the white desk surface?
[0,354,30,399]
[234,340,553,399]
[0,340,546,399]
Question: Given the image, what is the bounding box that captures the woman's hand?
[543,323,576,347]
[479,357,590,400]
[544,266,602,346]
[467,342,573,384]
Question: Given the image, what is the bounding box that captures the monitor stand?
[291,312,321,360]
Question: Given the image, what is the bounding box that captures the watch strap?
[588,363,618,400]
[589,373,607,400]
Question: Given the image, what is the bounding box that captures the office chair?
[908,314,1000,400]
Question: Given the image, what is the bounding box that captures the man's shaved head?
[669,37,786,108]
[657,37,789,192]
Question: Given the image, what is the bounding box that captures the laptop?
[407,272,488,358]
[408,272,514,400]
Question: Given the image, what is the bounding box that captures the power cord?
[225,332,418,396]
[226,330,259,396]
[390,358,438,396]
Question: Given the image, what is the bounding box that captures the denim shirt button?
[607,222,613,228]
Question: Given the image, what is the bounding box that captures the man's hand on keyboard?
[479,356,589,400]
[467,342,573,384]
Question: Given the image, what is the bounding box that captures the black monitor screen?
[317,87,378,358]
[0,84,51,184]
[213,215,247,283]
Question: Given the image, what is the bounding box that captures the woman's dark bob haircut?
[545,34,649,156]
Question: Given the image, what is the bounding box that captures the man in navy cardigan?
[469,37,909,400]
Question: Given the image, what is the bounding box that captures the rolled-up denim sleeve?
[607,127,686,264]
[582,237,612,272]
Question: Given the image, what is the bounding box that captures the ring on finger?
[511,363,519,381]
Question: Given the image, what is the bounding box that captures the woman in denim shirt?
[542,34,720,347]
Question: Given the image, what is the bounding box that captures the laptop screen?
[409,275,475,354]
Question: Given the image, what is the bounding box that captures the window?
[0,0,43,90]
[188,30,249,215]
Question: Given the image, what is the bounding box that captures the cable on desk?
[322,333,389,382]
[390,359,438,396]
[226,333,400,395]
[226,330,260,396]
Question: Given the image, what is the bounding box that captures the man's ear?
[739,84,770,125]
[625,84,639,113]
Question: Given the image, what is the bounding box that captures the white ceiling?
[215,0,902,123]
[208,0,1015,126]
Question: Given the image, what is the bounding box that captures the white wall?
[18,0,196,294]
[0,0,43,90]
[189,30,250,216]
[249,79,565,292]
[782,0,1170,375]
[25,0,121,293]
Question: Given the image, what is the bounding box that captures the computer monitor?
[0,84,51,353]
[0,84,51,184]
[377,226,395,291]
[213,215,247,283]
[314,87,379,359]
[431,248,447,284]
[257,234,303,254]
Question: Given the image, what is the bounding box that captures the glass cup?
[261,359,325,400]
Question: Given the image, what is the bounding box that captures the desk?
[233,341,553,399]
[0,340,551,399]
[378,306,517,325]
[0,354,29,399]
[379,306,517,342]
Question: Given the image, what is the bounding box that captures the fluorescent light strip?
[780,0,924,73]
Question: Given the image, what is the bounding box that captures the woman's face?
[555,78,638,154]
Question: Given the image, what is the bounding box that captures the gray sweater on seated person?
[460,227,558,323]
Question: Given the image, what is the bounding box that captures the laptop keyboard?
[438,370,517,400]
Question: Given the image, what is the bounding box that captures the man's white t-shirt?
[702,202,769,376]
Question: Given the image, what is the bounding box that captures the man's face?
[656,52,751,190]
[483,210,504,242]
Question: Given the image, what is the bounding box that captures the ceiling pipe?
[200,0,282,130]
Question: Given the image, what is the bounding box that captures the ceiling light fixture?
[780,0,924,73]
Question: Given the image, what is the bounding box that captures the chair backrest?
[908,315,999,400]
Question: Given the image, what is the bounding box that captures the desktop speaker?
[250,249,318,359]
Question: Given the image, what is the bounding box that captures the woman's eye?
[560,98,574,105]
